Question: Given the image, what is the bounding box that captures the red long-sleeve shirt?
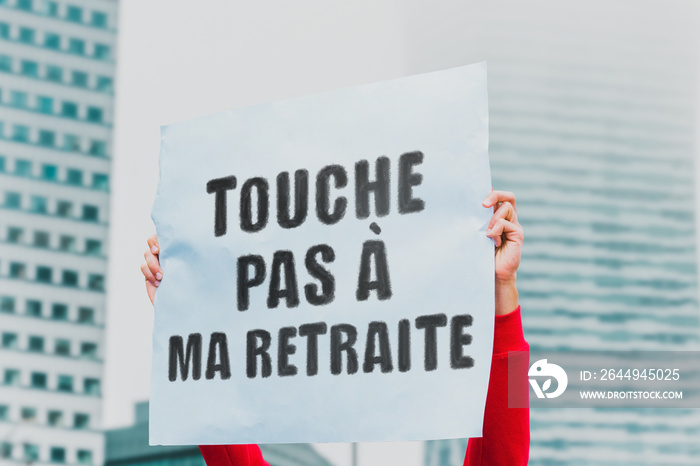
[200,307,530,466]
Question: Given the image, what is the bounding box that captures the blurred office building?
[0,0,117,464]
[105,402,335,466]
[415,0,700,464]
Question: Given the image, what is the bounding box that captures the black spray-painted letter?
[356,240,392,301]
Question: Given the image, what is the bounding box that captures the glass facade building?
[416,0,700,464]
[0,0,117,464]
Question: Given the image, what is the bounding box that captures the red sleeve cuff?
[493,305,528,356]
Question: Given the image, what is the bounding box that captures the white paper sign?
[150,62,494,445]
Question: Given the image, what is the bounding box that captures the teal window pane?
[18,27,34,44]
[66,168,82,185]
[57,375,73,392]
[59,235,75,251]
[37,96,53,113]
[12,124,29,141]
[36,266,52,283]
[68,38,84,55]
[50,447,66,463]
[64,134,81,151]
[9,262,25,278]
[1,296,16,312]
[72,70,88,87]
[48,411,63,426]
[23,443,39,462]
[77,450,92,465]
[26,300,42,316]
[30,372,47,389]
[28,336,44,352]
[0,23,9,39]
[94,43,109,60]
[0,442,10,460]
[55,339,70,355]
[21,407,36,421]
[85,239,102,255]
[0,55,12,72]
[88,274,104,291]
[1,332,18,349]
[10,91,28,108]
[20,60,38,77]
[57,202,73,218]
[44,32,60,49]
[52,303,68,320]
[61,101,78,118]
[46,65,63,82]
[7,227,23,242]
[83,378,100,395]
[92,173,109,190]
[42,164,57,180]
[30,195,47,213]
[0,156,5,171]
[66,5,82,22]
[78,307,94,323]
[62,270,78,287]
[34,231,49,247]
[5,191,21,208]
[15,159,32,176]
[17,0,33,11]
[92,12,107,28]
[43,1,58,16]
[88,140,106,156]
[38,130,55,147]
[3,369,20,385]
[96,76,113,92]
[74,413,90,428]
[80,342,97,359]
[36,96,53,114]
[86,107,102,123]
[82,205,98,221]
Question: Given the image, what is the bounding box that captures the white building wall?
[0,0,117,464]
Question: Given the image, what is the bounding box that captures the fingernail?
[155,272,163,280]
[151,245,158,253]
[486,229,491,235]
[155,280,160,287]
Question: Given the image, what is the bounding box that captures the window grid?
[0,296,100,326]
[0,54,114,96]
[3,0,114,32]
[0,89,110,126]
[1,31,113,63]
[1,262,107,292]
[3,226,107,257]
[0,123,110,158]
[2,190,107,224]
[0,369,103,395]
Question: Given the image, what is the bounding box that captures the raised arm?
[464,191,529,465]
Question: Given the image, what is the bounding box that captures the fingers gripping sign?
[482,191,523,275]
[142,234,162,305]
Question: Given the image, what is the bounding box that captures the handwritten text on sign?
[150,62,494,445]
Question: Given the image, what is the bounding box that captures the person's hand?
[140,234,162,305]
[483,190,523,315]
